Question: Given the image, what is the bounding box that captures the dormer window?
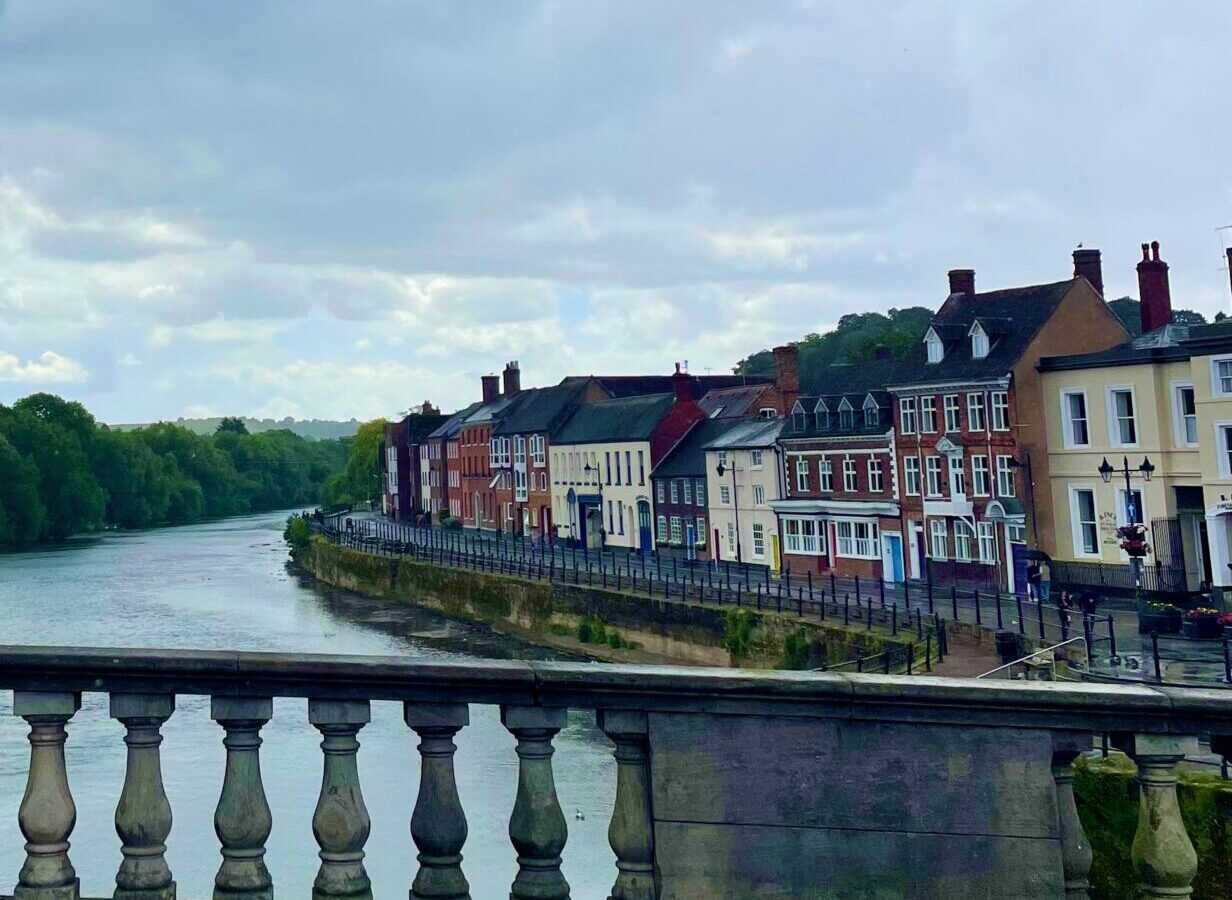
[925,328,944,364]
[863,394,879,427]
[814,399,830,430]
[758,407,778,420]
[838,398,854,430]
[791,400,806,431]
[970,321,990,359]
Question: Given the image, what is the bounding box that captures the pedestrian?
[1057,590,1072,630]
[1078,590,1097,618]
[1026,561,1041,602]
[1038,559,1052,604]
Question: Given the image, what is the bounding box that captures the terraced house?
[649,418,737,559]
[889,251,1127,592]
[704,417,786,569]
[421,401,481,520]
[459,366,520,531]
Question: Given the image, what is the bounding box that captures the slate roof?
[1038,323,1193,372]
[781,364,895,439]
[703,417,785,450]
[462,393,519,426]
[400,411,449,443]
[1181,320,1232,355]
[592,374,771,399]
[650,418,744,479]
[552,393,675,444]
[698,384,771,419]
[428,401,484,441]
[491,378,591,436]
[889,279,1081,387]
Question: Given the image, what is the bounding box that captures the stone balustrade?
[0,645,1226,899]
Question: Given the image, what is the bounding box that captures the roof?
[890,279,1080,387]
[552,393,675,444]
[400,411,449,443]
[462,392,519,426]
[698,384,771,419]
[704,417,785,450]
[491,378,591,436]
[1182,320,1232,355]
[428,401,483,441]
[782,363,895,439]
[651,418,744,479]
[590,373,771,399]
[1038,323,1194,372]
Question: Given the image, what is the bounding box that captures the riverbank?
[299,534,937,670]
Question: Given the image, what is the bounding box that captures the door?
[522,507,531,536]
[882,533,904,582]
[586,506,604,550]
[770,533,780,572]
[472,493,481,528]
[1010,541,1029,595]
[911,523,925,580]
[637,500,652,553]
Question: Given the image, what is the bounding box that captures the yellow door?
[771,533,781,572]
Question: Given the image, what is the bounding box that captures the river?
[0,511,616,898]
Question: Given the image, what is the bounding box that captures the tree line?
[0,394,350,545]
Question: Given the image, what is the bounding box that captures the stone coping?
[0,644,1223,733]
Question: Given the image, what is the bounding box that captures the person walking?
[1038,559,1052,604]
[1026,561,1041,602]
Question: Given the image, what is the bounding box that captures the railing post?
[12,690,81,900]
[501,706,570,900]
[1118,734,1198,899]
[111,693,176,900]
[1052,733,1093,900]
[211,697,274,900]
[597,711,656,900]
[405,703,470,900]
[309,700,372,900]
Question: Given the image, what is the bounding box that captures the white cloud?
[0,350,88,384]
[118,352,142,367]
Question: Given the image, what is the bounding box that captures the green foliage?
[606,629,623,649]
[440,515,463,530]
[722,609,756,659]
[0,393,348,547]
[284,515,312,554]
[576,620,593,643]
[216,416,249,435]
[779,629,821,670]
[734,308,935,382]
[321,418,387,509]
[1108,296,1207,338]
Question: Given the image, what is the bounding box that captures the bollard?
[973,589,982,626]
[951,586,958,620]
[797,587,803,617]
[1151,631,1162,681]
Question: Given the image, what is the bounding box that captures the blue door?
[637,501,653,554]
[1011,542,1029,595]
[882,533,904,582]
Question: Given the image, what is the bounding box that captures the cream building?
[703,419,786,570]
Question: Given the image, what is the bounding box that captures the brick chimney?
[948,268,975,296]
[422,400,438,416]
[502,360,521,396]
[772,344,799,414]
[1137,241,1172,334]
[1072,248,1103,296]
[481,374,500,404]
[672,362,695,404]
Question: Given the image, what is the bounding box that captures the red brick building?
[422,401,481,521]
[459,368,519,531]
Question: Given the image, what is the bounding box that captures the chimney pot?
[481,374,500,404]
[502,360,521,396]
[1141,243,1150,262]
[1072,248,1104,296]
[948,268,975,296]
[1136,240,1173,334]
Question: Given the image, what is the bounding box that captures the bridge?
[0,645,1219,899]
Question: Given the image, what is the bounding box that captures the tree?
[1107,296,1206,337]
[0,433,44,543]
[216,416,250,435]
[322,419,387,509]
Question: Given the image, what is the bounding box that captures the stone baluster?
[309,700,372,900]
[12,691,81,900]
[501,706,570,900]
[405,703,471,900]
[597,711,656,900]
[1051,733,1092,900]
[111,694,176,900]
[211,698,274,900]
[1119,733,1198,899]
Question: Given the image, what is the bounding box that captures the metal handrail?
[977,636,1087,679]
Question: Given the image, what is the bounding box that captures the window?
[971,323,989,359]
[783,517,824,555]
[605,452,612,485]
[977,522,996,564]
[683,479,693,505]
[726,522,736,555]
[657,515,667,540]
[531,435,546,466]
[515,436,526,464]
[656,481,665,504]
[925,456,943,497]
[608,500,614,531]
[626,451,633,486]
[838,400,854,430]
[759,408,778,420]
[695,517,706,546]
[836,520,878,558]
[638,450,645,484]
[754,484,766,506]
[948,455,965,496]
[863,396,879,427]
[944,395,960,432]
[670,481,679,504]
[818,458,833,492]
[900,398,917,434]
[867,458,883,493]
[967,393,986,431]
[750,449,764,468]
[816,405,830,430]
[1222,425,1232,478]
[953,521,973,561]
[615,453,623,485]
[995,456,1016,497]
[920,396,937,433]
[1108,388,1137,446]
[991,392,1009,431]
[842,457,858,492]
[670,516,682,544]
[617,500,625,534]
[971,455,990,496]
[720,485,731,505]
[1062,390,1090,447]
[1120,488,1144,526]
[903,457,920,496]
[926,331,944,364]
[795,457,809,492]
[695,480,706,506]
[1175,385,1197,446]
[930,520,948,559]
[752,524,766,558]
[1215,358,1232,396]
[1071,488,1099,556]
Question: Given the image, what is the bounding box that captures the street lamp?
[715,457,743,564]
[582,462,604,555]
[1098,455,1154,622]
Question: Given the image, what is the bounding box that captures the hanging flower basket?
[1116,523,1150,558]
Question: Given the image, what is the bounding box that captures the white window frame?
[899,398,917,435]
[863,395,878,428]
[971,455,990,497]
[720,485,732,505]
[903,457,920,496]
[1106,385,1139,448]
[971,323,989,359]
[990,391,1009,431]
[943,395,960,433]
[842,457,858,492]
[657,515,667,541]
[919,396,937,433]
[670,481,679,504]
[835,519,879,559]
[656,481,665,504]
[1212,356,1232,398]
[1217,422,1232,479]
[977,521,996,564]
[867,457,883,493]
[1117,486,1146,527]
[995,455,1015,497]
[925,331,944,364]
[1172,382,1197,448]
[795,457,809,492]
[683,479,693,505]
[818,457,833,492]
[953,520,973,561]
[1068,486,1101,558]
[750,449,764,469]
[929,519,948,560]
[967,393,986,432]
[925,456,943,497]
[1060,389,1091,449]
[752,523,766,558]
[695,517,707,546]
[838,398,854,431]
[670,516,682,545]
[782,517,825,555]
[753,484,766,506]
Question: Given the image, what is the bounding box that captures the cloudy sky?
[2,2,1232,423]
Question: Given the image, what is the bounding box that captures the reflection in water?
[0,511,615,898]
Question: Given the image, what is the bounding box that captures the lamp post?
[1099,455,1155,622]
[715,457,743,565]
[582,462,605,557]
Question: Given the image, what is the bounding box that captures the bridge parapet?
[0,645,1222,899]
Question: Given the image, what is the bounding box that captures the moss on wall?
[1074,753,1232,900]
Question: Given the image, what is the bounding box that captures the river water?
[0,511,616,898]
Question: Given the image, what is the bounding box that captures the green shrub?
[607,629,623,649]
[548,622,570,636]
[576,620,592,643]
[722,609,756,659]
[284,515,312,554]
[591,619,608,645]
[440,515,463,530]
[779,629,817,670]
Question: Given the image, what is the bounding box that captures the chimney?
[1072,248,1104,296]
[1137,241,1172,334]
[481,374,500,404]
[672,362,695,404]
[423,400,438,416]
[502,360,521,396]
[948,268,975,296]
[772,344,800,413]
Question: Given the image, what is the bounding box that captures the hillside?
[110,416,361,440]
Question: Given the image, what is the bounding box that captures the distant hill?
[110,417,361,440]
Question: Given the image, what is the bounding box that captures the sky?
[3,1,1232,424]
